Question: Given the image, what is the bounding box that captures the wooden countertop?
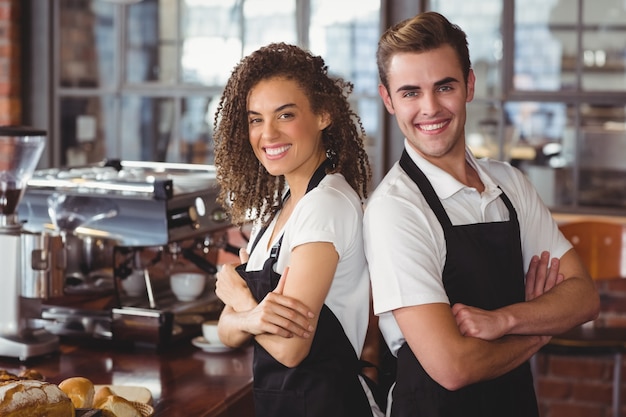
[0,338,254,417]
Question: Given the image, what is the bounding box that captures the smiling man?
[363,11,599,417]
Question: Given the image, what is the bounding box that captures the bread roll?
[93,385,115,408]
[58,376,95,408]
[0,379,75,417]
[97,394,142,417]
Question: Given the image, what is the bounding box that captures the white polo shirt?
[364,140,572,355]
[245,173,370,356]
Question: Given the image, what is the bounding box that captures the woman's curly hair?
[213,42,371,226]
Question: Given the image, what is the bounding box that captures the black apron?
[390,150,539,417]
[235,161,374,417]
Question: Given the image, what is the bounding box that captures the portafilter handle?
[181,247,217,275]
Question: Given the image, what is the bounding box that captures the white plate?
[192,336,234,353]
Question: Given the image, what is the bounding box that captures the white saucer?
[192,336,233,353]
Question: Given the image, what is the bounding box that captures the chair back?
[559,221,626,280]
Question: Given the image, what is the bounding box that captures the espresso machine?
[0,126,63,360]
[18,159,236,347]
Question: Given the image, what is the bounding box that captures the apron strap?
[399,150,453,228]
[248,159,332,255]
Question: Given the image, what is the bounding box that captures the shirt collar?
[403,139,500,200]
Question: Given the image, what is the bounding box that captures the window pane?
[504,101,573,208]
[578,104,626,208]
[170,96,218,164]
[243,0,297,55]
[581,0,626,91]
[181,0,243,85]
[309,0,381,183]
[59,96,114,166]
[514,1,566,92]
[59,0,115,88]
[309,0,380,94]
[465,102,504,160]
[430,0,502,98]
[120,96,175,161]
[126,0,177,83]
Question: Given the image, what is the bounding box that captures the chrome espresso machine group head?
[0,126,62,361]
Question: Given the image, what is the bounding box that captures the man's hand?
[452,251,563,340]
[525,251,564,301]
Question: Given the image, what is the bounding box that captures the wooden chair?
[541,220,626,417]
[560,220,626,280]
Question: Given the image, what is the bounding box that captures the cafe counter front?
[0,338,255,417]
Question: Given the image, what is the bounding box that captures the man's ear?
[379,84,395,114]
[466,69,476,103]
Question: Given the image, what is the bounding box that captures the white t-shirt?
[245,173,370,356]
[363,141,572,356]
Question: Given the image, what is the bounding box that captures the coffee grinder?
[0,126,63,360]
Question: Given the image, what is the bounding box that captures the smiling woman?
[210,43,382,417]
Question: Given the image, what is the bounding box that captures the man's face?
[379,45,475,163]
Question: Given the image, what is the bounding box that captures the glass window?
[119,96,175,161]
[125,0,178,84]
[171,96,218,164]
[309,0,383,183]
[465,102,504,159]
[514,0,567,92]
[577,103,626,209]
[430,0,502,99]
[515,0,626,93]
[54,0,383,179]
[243,0,297,55]
[59,0,116,88]
[581,0,626,92]
[59,96,114,166]
[181,0,243,86]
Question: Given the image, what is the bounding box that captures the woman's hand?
[215,263,257,312]
[241,267,315,339]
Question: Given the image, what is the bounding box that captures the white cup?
[202,320,221,344]
[170,272,206,301]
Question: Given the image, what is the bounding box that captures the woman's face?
[247,76,330,181]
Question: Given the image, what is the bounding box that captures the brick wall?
[535,278,626,417]
[0,0,20,125]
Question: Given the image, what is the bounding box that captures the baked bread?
[0,370,19,382]
[17,369,45,381]
[0,379,75,417]
[59,376,95,408]
[97,394,142,417]
[93,385,115,408]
